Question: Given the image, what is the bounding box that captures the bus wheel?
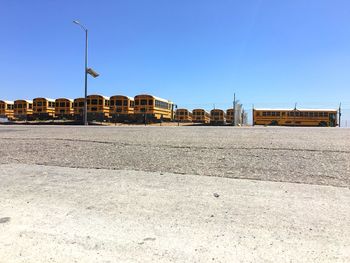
[319,121,327,127]
[270,120,278,126]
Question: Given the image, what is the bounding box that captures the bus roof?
[254,108,338,112]
[193,108,209,112]
[14,99,33,103]
[87,94,110,100]
[33,97,55,102]
[110,95,134,100]
[55,98,73,102]
[0,100,14,104]
[135,94,171,103]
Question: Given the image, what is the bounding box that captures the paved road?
[1,164,349,263]
[0,126,349,187]
[0,126,349,262]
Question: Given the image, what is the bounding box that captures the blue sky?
[1,0,350,123]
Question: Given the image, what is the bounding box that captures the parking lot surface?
[0,126,349,262]
[0,126,349,187]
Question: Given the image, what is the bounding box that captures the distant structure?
[241,109,248,126]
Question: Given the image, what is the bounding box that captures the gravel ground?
[1,164,349,263]
[0,125,349,187]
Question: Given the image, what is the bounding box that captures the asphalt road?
[0,125,349,262]
[0,125,349,187]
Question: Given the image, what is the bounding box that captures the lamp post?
[232,93,236,126]
[73,20,88,125]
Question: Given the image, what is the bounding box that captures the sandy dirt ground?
[0,126,349,262]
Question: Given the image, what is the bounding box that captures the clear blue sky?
[1,0,350,122]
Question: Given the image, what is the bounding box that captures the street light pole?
[232,93,236,126]
[73,20,88,126]
[84,29,88,125]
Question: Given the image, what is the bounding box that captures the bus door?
[329,113,336,127]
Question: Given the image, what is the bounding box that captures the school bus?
[110,95,134,122]
[14,100,33,120]
[226,109,234,124]
[73,98,85,120]
[253,108,338,127]
[87,94,110,121]
[33,98,55,119]
[134,94,174,123]
[175,108,192,122]
[0,100,14,120]
[55,98,74,119]
[192,109,210,123]
[210,109,226,125]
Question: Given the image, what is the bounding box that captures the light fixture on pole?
[73,20,99,125]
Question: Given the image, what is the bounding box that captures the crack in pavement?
[1,137,349,154]
[1,162,349,190]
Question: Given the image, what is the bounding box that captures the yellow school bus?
[0,100,14,120]
[33,98,55,119]
[73,98,85,121]
[175,108,192,122]
[192,109,210,123]
[253,108,338,127]
[87,94,110,121]
[14,100,33,120]
[226,109,234,124]
[134,94,174,122]
[110,95,134,122]
[210,109,226,125]
[55,98,74,119]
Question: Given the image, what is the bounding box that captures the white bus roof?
[56,98,74,102]
[87,94,110,100]
[15,99,33,103]
[254,108,337,112]
[135,94,171,103]
[33,97,55,102]
[110,95,134,100]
